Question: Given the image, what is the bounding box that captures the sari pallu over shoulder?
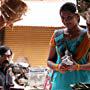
[54,29,90,62]
[74,34,90,61]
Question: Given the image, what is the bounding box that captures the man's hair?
[60,2,77,14]
[0,45,12,57]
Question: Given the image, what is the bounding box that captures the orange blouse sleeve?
[49,33,56,47]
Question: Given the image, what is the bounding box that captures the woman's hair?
[59,2,80,22]
[60,2,77,15]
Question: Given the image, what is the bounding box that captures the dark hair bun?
[60,2,76,13]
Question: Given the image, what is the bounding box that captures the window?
[14,0,85,27]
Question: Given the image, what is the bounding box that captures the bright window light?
[14,0,85,27]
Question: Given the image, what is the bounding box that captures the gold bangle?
[76,64,80,71]
[54,64,59,71]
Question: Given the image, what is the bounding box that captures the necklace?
[64,29,81,40]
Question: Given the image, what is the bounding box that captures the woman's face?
[60,11,79,29]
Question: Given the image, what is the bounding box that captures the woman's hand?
[68,64,80,71]
[58,64,69,73]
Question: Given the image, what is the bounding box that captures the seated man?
[0,45,14,90]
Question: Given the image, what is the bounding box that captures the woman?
[47,2,90,90]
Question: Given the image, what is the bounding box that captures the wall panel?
[4,26,62,66]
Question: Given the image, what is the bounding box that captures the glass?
[4,54,12,58]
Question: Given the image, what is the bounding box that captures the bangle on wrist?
[53,64,59,71]
[76,64,80,71]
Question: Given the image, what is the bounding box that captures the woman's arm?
[68,52,90,71]
[47,45,68,73]
[47,33,58,70]
[47,46,57,70]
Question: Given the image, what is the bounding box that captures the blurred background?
[0,0,87,67]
